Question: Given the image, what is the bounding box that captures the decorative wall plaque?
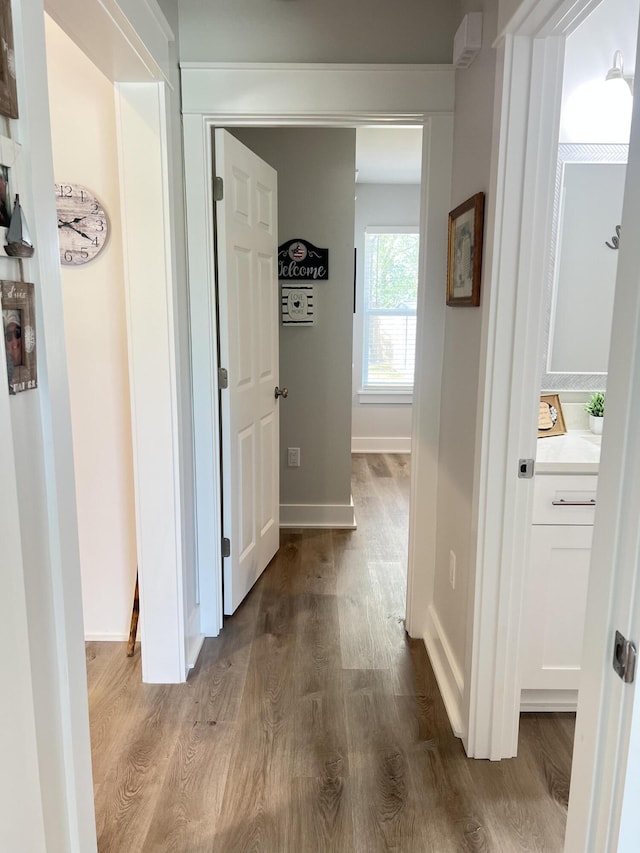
[282,284,314,325]
[278,238,328,281]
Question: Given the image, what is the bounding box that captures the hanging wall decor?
[446,192,485,306]
[1,280,37,394]
[5,194,34,257]
[0,0,18,119]
[282,284,315,325]
[55,183,110,265]
[278,238,329,281]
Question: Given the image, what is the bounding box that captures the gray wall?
[176,0,459,64]
[432,0,498,674]
[232,128,356,509]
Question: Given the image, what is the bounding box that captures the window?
[362,228,419,390]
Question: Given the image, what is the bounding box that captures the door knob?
[274,386,288,399]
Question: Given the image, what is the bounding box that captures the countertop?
[536,430,601,474]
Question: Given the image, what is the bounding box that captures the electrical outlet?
[449,550,456,590]
[288,447,300,467]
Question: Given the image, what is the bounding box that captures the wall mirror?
[541,143,628,391]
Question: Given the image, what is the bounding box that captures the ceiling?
[355,127,423,184]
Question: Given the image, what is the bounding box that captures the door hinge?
[222,537,231,559]
[213,176,224,202]
[218,367,228,389]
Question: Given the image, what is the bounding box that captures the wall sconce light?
[605,50,634,96]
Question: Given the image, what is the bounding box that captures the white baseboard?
[351,436,412,453]
[186,609,205,670]
[423,604,465,738]
[520,689,578,712]
[186,633,205,671]
[84,632,129,642]
[280,497,357,529]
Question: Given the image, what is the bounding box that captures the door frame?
[181,63,455,637]
[9,0,185,847]
[44,1,197,684]
[465,0,605,761]
[472,0,640,844]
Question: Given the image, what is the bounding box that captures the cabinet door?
[521,525,593,691]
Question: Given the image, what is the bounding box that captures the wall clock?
[55,183,109,265]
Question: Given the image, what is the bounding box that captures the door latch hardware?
[518,458,535,479]
[613,630,637,683]
[222,537,231,559]
[218,367,228,389]
[274,386,288,399]
[213,176,224,201]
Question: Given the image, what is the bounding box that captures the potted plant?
[585,391,605,434]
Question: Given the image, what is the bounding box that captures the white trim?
[357,391,412,405]
[115,82,188,683]
[520,689,577,712]
[181,67,455,645]
[280,500,357,530]
[497,0,602,40]
[423,605,465,737]
[351,437,411,454]
[84,632,129,642]
[186,629,205,671]
[180,62,454,120]
[13,2,97,848]
[466,1,593,760]
[405,116,453,639]
[364,225,420,234]
[44,0,169,83]
[183,114,223,639]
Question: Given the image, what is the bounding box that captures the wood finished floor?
[87,453,574,852]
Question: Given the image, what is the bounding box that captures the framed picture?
[538,393,566,438]
[0,0,17,119]
[446,192,485,306]
[2,280,37,394]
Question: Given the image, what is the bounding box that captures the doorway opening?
[44,14,139,655]
[206,123,425,633]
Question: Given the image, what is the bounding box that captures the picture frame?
[446,191,485,306]
[0,0,18,119]
[538,393,566,438]
[2,280,37,394]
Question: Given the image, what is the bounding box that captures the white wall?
[430,0,499,691]
[232,128,356,524]
[560,0,639,143]
[352,183,420,452]
[177,0,459,64]
[2,0,98,847]
[45,15,137,641]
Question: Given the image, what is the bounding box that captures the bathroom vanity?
[520,431,601,711]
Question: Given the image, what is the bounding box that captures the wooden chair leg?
[126,571,139,657]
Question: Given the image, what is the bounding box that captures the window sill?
[357,390,413,405]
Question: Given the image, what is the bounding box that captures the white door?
[214,129,280,615]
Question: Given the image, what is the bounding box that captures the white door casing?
[181,66,455,638]
[476,0,640,848]
[214,129,280,614]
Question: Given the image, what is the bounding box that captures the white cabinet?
[520,472,597,710]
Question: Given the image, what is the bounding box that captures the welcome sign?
[278,238,329,281]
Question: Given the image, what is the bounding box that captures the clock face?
[55,183,109,265]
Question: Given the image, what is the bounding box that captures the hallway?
[88,454,573,851]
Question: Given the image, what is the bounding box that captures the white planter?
[589,415,604,435]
